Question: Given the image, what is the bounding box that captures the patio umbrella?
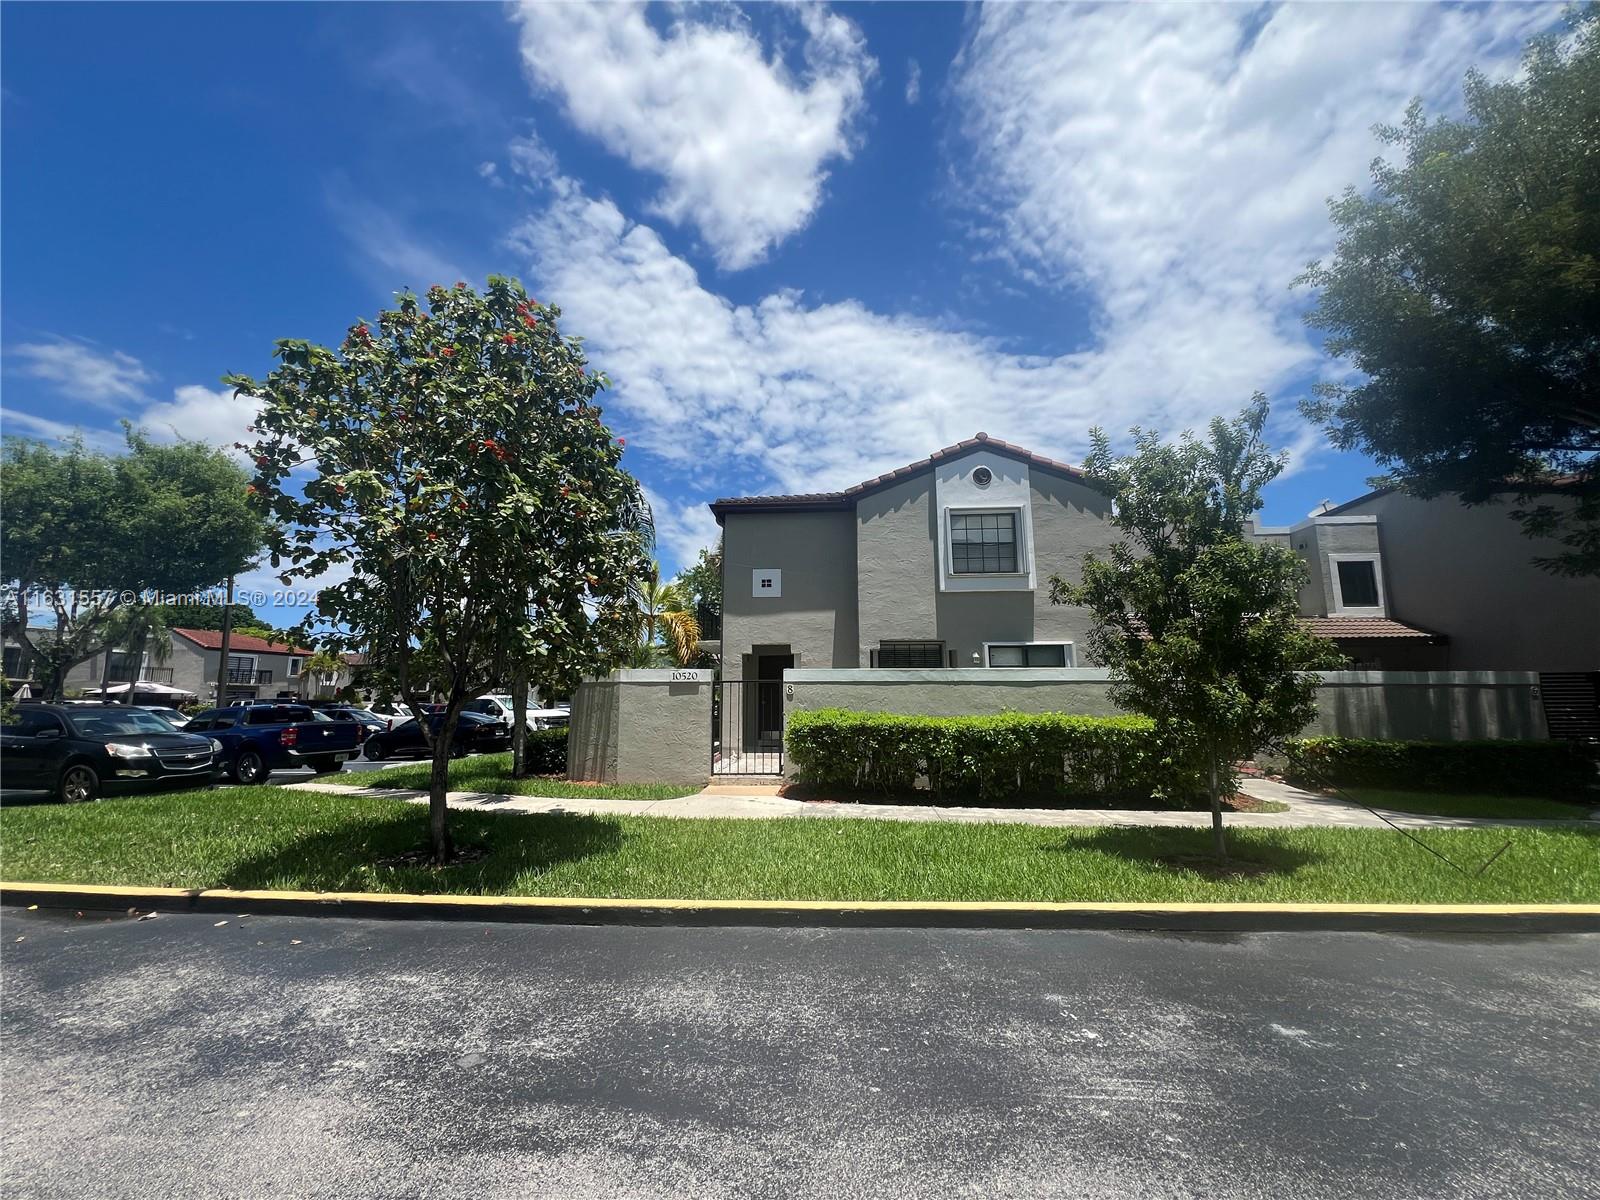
[91,681,197,700]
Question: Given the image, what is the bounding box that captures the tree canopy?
[230,276,653,861]
[0,430,264,697]
[1049,397,1344,858]
[1298,6,1599,575]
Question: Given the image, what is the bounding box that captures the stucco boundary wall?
[568,669,714,786]
[783,669,1550,742]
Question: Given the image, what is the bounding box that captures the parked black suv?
[0,703,222,802]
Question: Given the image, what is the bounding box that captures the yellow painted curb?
[4,881,1598,931]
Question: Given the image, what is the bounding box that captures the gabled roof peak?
[710,434,1088,519]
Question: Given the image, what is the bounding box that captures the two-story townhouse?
[711,434,1599,685]
[165,627,317,704]
[711,436,1117,698]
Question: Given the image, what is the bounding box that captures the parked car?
[361,710,511,761]
[0,703,222,802]
[134,705,192,729]
[369,702,414,728]
[310,705,386,742]
[184,703,363,784]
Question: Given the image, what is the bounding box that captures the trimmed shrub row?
[786,708,1167,803]
[1284,737,1599,798]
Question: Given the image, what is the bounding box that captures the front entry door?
[755,653,793,747]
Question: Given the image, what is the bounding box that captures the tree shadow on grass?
[221,808,623,895]
[1047,826,1323,880]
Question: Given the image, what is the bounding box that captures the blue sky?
[1,2,1561,623]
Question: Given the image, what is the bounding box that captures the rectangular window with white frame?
[984,641,1073,668]
[287,657,303,677]
[1328,553,1385,615]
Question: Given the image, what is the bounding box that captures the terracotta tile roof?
[172,627,316,655]
[1300,617,1445,641]
[710,433,1091,518]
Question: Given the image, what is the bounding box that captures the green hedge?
[786,709,1168,803]
[523,727,569,775]
[1284,737,1599,797]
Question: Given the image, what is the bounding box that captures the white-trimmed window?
[1328,553,1385,615]
[984,641,1073,668]
[949,510,1022,574]
[287,657,303,677]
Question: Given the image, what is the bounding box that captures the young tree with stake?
[230,277,651,862]
[1050,397,1344,859]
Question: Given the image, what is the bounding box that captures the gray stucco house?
[710,434,1600,686]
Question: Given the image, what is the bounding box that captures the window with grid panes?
[950,511,1018,574]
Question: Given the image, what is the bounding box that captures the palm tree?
[630,560,701,666]
[99,605,174,704]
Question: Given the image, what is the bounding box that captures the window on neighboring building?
[950,511,1018,574]
[287,657,302,677]
[876,641,945,668]
[1331,556,1382,611]
[986,642,1071,668]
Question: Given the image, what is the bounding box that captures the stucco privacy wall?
[783,669,1548,742]
[1303,671,1549,740]
[567,670,713,786]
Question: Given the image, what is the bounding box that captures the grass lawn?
[1341,788,1596,822]
[2,786,1596,904]
[360,753,698,801]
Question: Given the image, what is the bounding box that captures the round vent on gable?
[972,466,993,488]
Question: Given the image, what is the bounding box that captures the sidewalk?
[283,777,1596,831]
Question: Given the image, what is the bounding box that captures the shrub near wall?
[526,727,569,775]
[786,709,1167,804]
[1285,737,1599,798]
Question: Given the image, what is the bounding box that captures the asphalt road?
[2,911,1596,1200]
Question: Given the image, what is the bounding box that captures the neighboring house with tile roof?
[709,434,1598,689]
[166,627,325,704]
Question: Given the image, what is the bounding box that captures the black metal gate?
[711,680,784,775]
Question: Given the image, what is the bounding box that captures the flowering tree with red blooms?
[226,276,653,862]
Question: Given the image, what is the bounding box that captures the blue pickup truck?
[183,703,363,784]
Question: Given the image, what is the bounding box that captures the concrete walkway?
[282,776,1596,831]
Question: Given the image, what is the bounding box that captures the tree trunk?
[1208,758,1228,862]
[427,706,462,864]
[98,643,114,698]
[215,576,235,706]
[510,665,529,779]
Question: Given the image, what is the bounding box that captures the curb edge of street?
[5,881,1599,933]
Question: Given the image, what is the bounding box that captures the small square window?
[751,568,782,597]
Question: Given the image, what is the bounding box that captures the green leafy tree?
[1298,7,1599,575]
[97,604,175,703]
[674,544,722,625]
[629,560,700,666]
[299,648,346,699]
[230,276,651,862]
[0,431,264,698]
[1049,398,1345,859]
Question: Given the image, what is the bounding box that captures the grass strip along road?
[2,787,1595,905]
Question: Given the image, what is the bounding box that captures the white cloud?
[510,2,874,269]
[905,58,921,104]
[8,338,154,408]
[949,2,1556,371]
[509,172,1309,497]
[477,160,505,188]
[495,6,1553,507]
[641,484,723,567]
[134,385,263,464]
